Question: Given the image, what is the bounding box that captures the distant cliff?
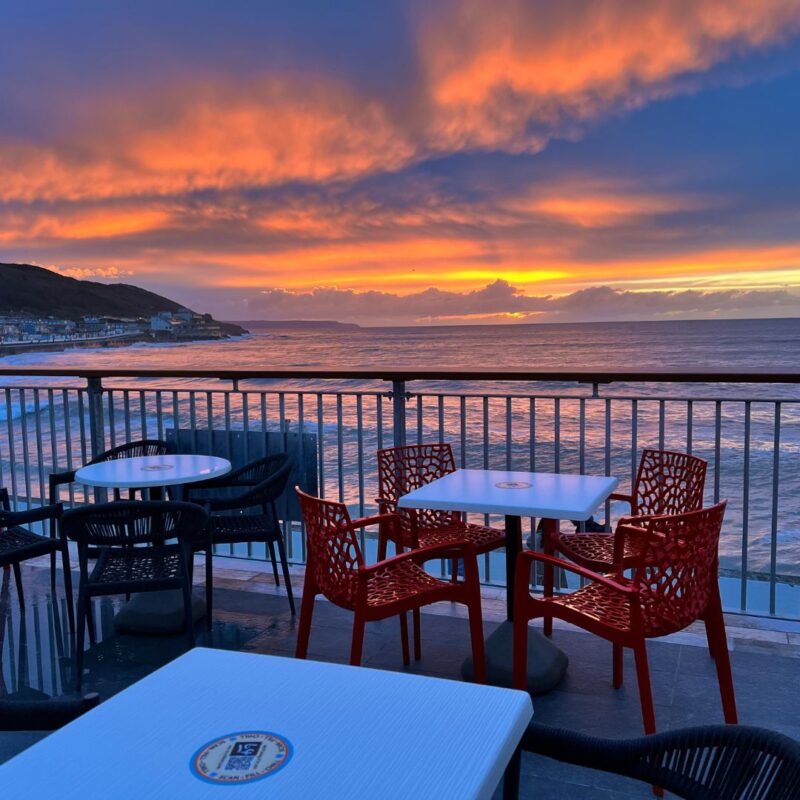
[0,262,245,335]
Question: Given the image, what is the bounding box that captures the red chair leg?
[294,586,316,659]
[632,640,656,735]
[377,532,388,562]
[350,614,366,666]
[466,586,487,683]
[703,595,738,724]
[541,520,557,637]
[399,612,410,666]
[613,643,623,689]
[413,608,421,660]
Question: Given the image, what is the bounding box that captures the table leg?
[461,514,568,694]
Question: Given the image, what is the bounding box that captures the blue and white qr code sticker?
[191,731,292,785]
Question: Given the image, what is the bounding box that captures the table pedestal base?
[113,590,206,635]
[461,621,568,695]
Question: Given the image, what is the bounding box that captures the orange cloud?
[0,208,172,242]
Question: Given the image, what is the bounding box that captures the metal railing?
[1,367,798,619]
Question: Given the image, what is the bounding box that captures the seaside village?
[0,308,225,348]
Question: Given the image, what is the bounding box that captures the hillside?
[0,262,185,320]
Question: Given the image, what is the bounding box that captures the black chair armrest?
[206,461,293,513]
[0,502,63,528]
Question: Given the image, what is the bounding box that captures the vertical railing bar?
[356,394,365,518]
[317,394,326,499]
[658,399,666,452]
[297,393,306,562]
[206,391,214,459]
[579,397,586,475]
[529,397,536,565]
[62,390,75,505]
[686,400,693,456]
[505,397,512,470]
[335,394,345,504]
[4,388,19,510]
[740,401,751,612]
[260,393,268,456]
[139,390,148,440]
[630,399,638,490]
[155,391,164,442]
[604,398,612,526]
[47,389,57,503]
[459,396,467,469]
[714,401,722,504]
[224,392,232,466]
[19,389,32,507]
[554,397,561,473]
[33,388,46,507]
[171,392,180,451]
[769,402,781,615]
[77,390,88,468]
[189,392,197,453]
[242,392,250,466]
[107,390,116,450]
[123,390,131,443]
[376,394,384,451]
[438,395,445,444]
[416,395,423,445]
[279,392,287,452]
[482,396,489,527]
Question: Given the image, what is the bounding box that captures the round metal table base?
[461,621,568,695]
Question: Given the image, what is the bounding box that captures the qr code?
[225,756,255,772]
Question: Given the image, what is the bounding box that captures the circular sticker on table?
[190,731,293,785]
[141,464,174,472]
[495,481,532,489]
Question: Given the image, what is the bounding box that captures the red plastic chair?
[514,502,736,735]
[295,488,487,681]
[543,449,707,635]
[376,443,507,559]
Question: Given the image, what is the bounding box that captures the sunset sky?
[2,1,800,324]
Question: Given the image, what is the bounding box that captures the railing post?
[391,379,407,448]
[86,376,105,458]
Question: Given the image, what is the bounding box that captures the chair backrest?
[225,452,289,486]
[61,500,208,550]
[206,459,294,514]
[519,722,800,800]
[87,439,174,466]
[632,448,707,517]
[377,444,458,534]
[296,488,363,608]
[631,501,726,638]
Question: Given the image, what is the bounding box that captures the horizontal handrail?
[1,367,800,384]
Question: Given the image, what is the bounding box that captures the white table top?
[0,648,533,799]
[75,454,231,489]
[398,468,619,520]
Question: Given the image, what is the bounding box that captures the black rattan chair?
[60,500,208,690]
[0,693,100,731]
[504,722,800,799]
[186,454,295,625]
[0,489,74,633]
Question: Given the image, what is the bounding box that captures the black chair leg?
[503,745,521,800]
[275,536,295,615]
[59,544,76,634]
[75,590,88,691]
[85,595,97,645]
[205,549,213,630]
[12,562,24,607]
[50,551,57,592]
[267,540,280,587]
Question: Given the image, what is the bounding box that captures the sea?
[1,316,799,614]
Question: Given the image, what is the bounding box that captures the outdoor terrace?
[2,558,799,799]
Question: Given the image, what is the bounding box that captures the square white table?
[398,469,619,693]
[0,648,533,799]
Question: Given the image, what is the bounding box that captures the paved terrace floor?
[2,559,799,799]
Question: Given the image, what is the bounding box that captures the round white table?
[75,454,231,491]
[74,454,232,634]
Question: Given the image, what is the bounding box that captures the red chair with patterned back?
[377,444,508,659]
[295,487,487,680]
[515,502,736,735]
[543,449,707,635]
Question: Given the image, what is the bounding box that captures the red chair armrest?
[359,539,474,577]
[515,550,637,596]
[609,492,634,507]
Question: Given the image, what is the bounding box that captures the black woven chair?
[186,454,295,625]
[0,693,100,731]
[0,489,74,633]
[504,722,800,799]
[60,500,208,690]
